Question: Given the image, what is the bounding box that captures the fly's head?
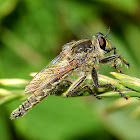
[92,29,111,56]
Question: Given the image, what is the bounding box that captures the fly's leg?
[92,67,98,87]
[91,67,102,99]
[100,54,129,67]
[65,74,101,98]
[100,55,120,63]
[111,47,123,73]
[65,75,87,97]
[68,85,102,99]
[91,67,129,99]
[98,84,130,99]
[106,46,129,67]
[113,47,123,73]
[114,61,123,73]
[64,75,94,97]
[105,46,129,73]
[66,68,101,99]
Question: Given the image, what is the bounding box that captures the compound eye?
[99,37,106,50]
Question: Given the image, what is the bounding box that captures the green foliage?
[1,0,140,140]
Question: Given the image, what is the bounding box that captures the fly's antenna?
[104,27,110,38]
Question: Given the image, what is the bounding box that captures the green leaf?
[0,78,28,87]
[0,90,24,105]
[111,72,140,92]
[99,91,140,98]
[98,74,126,90]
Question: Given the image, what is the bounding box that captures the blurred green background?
[1,0,140,140]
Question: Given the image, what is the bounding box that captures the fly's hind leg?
[98,84,130,99]
[91,67,129,99]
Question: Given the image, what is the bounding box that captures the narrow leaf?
[0,79,28,87]
[110,72,140,92]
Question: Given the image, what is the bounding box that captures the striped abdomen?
[10,87,54,119]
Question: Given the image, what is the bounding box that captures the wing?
[25,41,77,93]
[25,39,91,94]
[25,59,79,93]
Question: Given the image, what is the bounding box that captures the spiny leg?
[100,55,120,63]
[107,46,129,67]
[69,85,101,99]
[91,67,102,99]
[105,46,129,73]
[112,47,123,73]
[65,74,99,98]
[65,75,87,97]
[100,54,122,73]
[100,54,129,67]
[98,84,130,99]
[91,67,129,99]
[65,77,101,99]
[92,67,98,87]
[70,85,91,96]
[65,67,99,98]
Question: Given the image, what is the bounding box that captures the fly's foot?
[66,94,70,97]
[92,93,102,100]
[116,88,130,100]
[119,91,130,100]
[98,84,130,100]
[96,96,102,100]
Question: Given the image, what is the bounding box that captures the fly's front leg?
[105,46,122,73]
[91,67,129,99]
[112,47,122,73]
[101,54,123,73]
[105,46,129,73]
[100,55,120,65]
[100,54,129,73]
[100,54,130,66]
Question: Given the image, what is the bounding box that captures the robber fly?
[10,29,129,119]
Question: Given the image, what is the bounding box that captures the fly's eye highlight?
[99,37,106,51]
